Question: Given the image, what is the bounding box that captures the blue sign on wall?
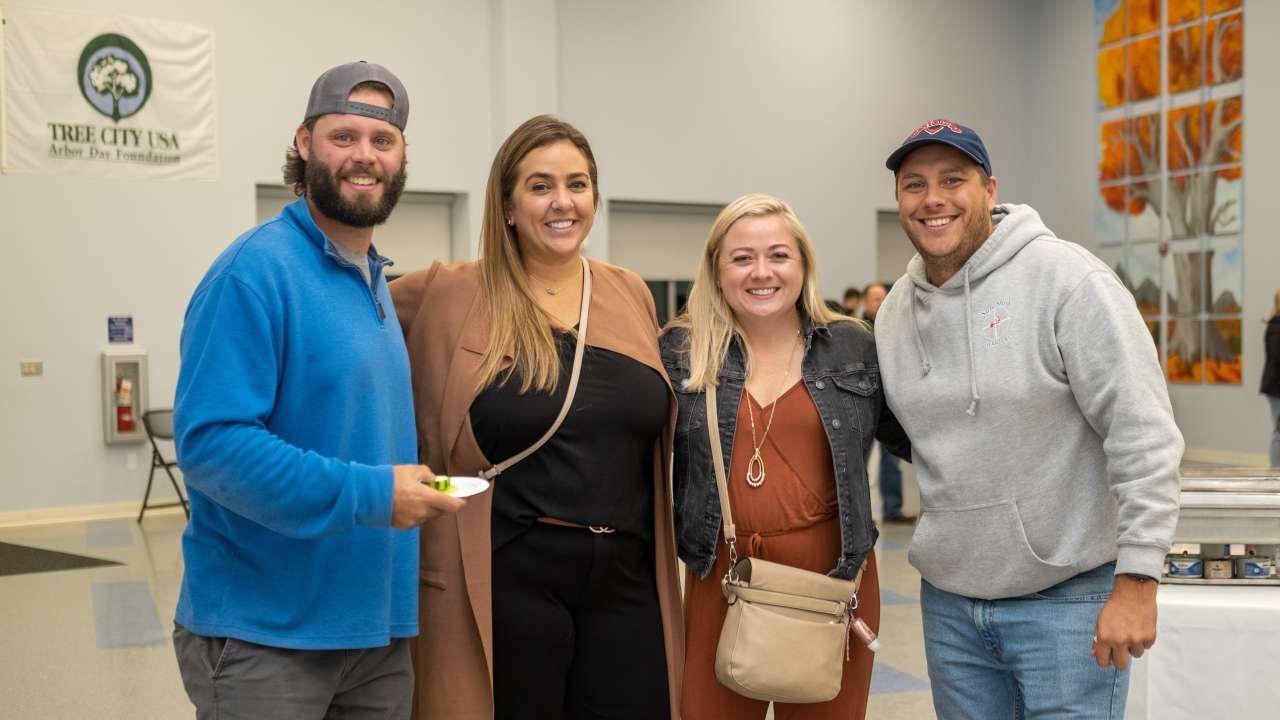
[108,316,133,344]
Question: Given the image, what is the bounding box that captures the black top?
[1262,317,1280,397]
[470,331,669,551]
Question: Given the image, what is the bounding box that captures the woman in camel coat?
[390,115,683,719]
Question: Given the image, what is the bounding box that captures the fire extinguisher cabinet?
[102,349,148,445]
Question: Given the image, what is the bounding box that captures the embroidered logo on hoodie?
[979,302,1013,347]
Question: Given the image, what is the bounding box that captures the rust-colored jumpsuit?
[681,383,880,720]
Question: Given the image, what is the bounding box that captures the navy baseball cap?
[304,61,409,131]
[885,119,992,176]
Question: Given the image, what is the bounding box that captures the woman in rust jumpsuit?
[660,194,909,720]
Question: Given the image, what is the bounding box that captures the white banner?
[0,5,217,180]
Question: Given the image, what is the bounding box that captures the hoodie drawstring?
[910,289,932,377]
[963,266,981,416]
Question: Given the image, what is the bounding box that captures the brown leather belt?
[536,517,616,534]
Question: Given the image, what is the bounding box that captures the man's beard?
[306,156,408,228]
[904,207,992,279]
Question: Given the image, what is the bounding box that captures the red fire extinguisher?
[116,377,135,433]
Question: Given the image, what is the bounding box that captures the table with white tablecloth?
[1125,584,1280,719]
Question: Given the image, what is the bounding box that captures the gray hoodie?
[876,204,1182,599]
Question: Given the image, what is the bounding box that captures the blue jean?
[864,440,904,517]
[920,563,1129,720]
[878,444,903,517]
[1269,396,1280,469]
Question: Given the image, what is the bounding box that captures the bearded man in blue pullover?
[876,120,1183,720]
[171,62,463,719]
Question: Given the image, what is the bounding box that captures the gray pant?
[173,625,412,720]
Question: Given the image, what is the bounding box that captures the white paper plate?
[431,475,490,498]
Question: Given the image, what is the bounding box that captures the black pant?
[493,522,670,720]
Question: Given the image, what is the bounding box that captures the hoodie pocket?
[908,500,1078,599]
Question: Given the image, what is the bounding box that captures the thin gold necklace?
[745,332,802,488]
[527,268,576,296]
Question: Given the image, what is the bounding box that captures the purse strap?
[705,380,867,588]
[704,383,739,565]
[479,255,591,481]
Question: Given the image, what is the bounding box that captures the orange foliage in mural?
[1204,319,1243,384]
[1167,24,1202,94]
[1206,0,1243,14]
[1099,119,1129,181]
[1097,45,1126,108]
[1207,13,1243,85]
[1128,37,1160,101]
[1099,0,1125,46]
[1128,0,1159,35]
[1168,0,1201,24]
[1100,185,1127,215]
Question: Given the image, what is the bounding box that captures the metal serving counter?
[1173,467,1280,544]
[1124,467,1280,718]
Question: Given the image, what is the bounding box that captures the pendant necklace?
[744,332,802,488]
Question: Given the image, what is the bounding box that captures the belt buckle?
[588,525,616,535]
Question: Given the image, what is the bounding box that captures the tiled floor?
[0,460,937,719]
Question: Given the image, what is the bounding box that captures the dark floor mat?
[0,541,123,577]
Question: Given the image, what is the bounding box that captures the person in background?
[876,118,1183,720]
[1262,289,1280,468]
[860,280,912,523]
[662,193,909,720]
[842,286,863,317]
[171,62,463,720]
[391,114,682,719]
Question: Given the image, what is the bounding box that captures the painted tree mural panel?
[1093,0,1245,385]
[1128,243,1163,317]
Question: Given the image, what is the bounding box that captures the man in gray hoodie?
[876,119,1182,719]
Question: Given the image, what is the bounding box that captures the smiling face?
[717,214,804,326]
[297,85,407,228]
[895,143,997,284]
[505,140,596,264]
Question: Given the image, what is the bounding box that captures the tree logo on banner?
[77,34,153,122]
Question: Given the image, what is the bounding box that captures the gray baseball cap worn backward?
[304,61,409,131]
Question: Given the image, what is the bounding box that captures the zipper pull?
[376,297,386,321]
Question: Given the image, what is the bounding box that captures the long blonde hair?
[667,193,855,390]
[1270,289,1280,321]
[476,115,600,393]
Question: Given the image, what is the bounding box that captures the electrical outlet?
[20,359,43,377]
[126,452,139,470]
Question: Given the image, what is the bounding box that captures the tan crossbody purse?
[705,382,877,704]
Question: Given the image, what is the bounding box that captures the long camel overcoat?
[390,258,684,719]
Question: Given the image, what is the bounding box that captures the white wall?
[557,0,1035,299]
[1024,0,1276,459]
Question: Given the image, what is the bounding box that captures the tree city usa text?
[47,122,182,164]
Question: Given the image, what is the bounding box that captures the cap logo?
[909,119,963,139]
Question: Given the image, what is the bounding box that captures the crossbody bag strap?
[479,255,591,481]
[704,383,738,563]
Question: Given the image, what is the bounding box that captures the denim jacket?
[659,320,910,580]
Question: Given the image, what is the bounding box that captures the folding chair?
[138,409,190,522]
